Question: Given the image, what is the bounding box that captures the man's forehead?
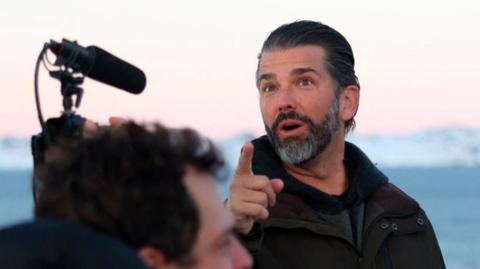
[258,45,327,75]
[261,45,326,61]
[182,166,234,246]
[182,166,226,218]
[182,166,217,198]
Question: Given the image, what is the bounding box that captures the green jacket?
[240,136,445,269]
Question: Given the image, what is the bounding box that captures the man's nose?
[277,86,297,113]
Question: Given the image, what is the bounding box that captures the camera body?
[31,114,85,166]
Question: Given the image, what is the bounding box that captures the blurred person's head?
[34,122,252,269]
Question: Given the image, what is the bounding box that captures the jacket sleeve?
[237,221,264,255]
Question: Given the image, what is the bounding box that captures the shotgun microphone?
[49,39,146,94]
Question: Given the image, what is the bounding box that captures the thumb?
[235,142,254,175]
[271,179,284,194]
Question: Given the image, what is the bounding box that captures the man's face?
[258,45,341,164]
[182,166,252,269]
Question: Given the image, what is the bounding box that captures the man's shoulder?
[368,182,420,216]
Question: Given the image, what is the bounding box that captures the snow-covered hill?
[218,128,480,171]
[347,128,480,167]
[1,128,480,170]
[0,137,32,170]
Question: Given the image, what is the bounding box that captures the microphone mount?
[31,38,146,203]
[49,70,84,114]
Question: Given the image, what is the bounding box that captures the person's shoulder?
[0,218,87,242]
[0,219,147,269]
[0,219,89,268]
[369,182,420,215]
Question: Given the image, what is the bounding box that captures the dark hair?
[256,20,359,133]
[34,122,225,264]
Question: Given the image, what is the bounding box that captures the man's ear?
[339,85,360,122]
[138,247,169,269]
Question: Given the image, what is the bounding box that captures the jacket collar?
[251,135,389,215]
[363,183,420,230]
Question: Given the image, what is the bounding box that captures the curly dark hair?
[34,122,225,264]
[256,20,359,133]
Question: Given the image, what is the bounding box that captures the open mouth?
[282,123,302,131]
[277,120,306,136]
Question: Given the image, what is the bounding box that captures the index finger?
[235,142,254,175]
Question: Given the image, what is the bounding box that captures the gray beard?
[265,100,340,165]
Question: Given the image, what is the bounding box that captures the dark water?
[0,170,33,227]
[1,168,479,269]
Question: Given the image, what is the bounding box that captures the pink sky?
[1,0,479,139]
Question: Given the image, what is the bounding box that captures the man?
[18,122,252,269]
[228,20,445,268]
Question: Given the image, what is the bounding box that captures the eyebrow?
[291,67,321,77]
[257,67,321,86]
[258,73,275,85]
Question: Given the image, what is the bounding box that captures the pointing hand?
[228,142,283,235]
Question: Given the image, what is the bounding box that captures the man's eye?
[262,85,276,93]
[299,78,313,86]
